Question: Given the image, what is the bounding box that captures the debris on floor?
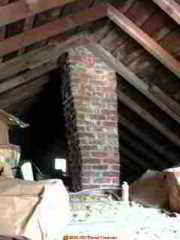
[63,176,180,240]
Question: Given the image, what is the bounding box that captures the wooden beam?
[119,115,179,164]
[0,4,107,57]
[6,97,38,116]
[121,154,144,173]
[118,90,180,148]
[86,38,180,125]
[119,128,168,169]
[0,0,78,27]
[0,34,88,81]
[107,4,180,78]
[152,0,180,26]
[120,142,151,169]
[0,0,9,62]
[0,61,57,94]
[0,76,49,109]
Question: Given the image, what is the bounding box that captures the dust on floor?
[63,191,180,240]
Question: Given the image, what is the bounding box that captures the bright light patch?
[55,158,66,172]
[21,162,34,181]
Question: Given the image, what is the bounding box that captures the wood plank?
[121,154,144,173]
[0,4,107,57]
[0,61,57,94]
[0,0,78,27]
[0,76,49,109]
[0,0,9,62]
[120,142,152,169]
[6,97,38,116]
[107,4,180,78]
[18,16,35,55]
[119,115,179,164]
[152,0,180,26]
[86,38,180,125]
[0,33,88,80]
[118,90,180,148]
[119,128,169,168]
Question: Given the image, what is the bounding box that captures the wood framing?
[0,34,87,81]
[0,76,49,109]
[86,38,180,125]
[0,61,57,94]
[152,0,180,26]
[119,128,168,168]
[120,143,152,169]
[119,115,178,164]
[107,4,180,78]
[118,91,180,148]
[0,0,78,27]
[0,4,107,57]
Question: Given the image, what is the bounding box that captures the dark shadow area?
[10,70,69,183]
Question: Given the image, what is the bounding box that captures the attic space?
[0,0,180,238]
[0,0,180,190]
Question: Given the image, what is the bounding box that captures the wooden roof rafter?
[86,37,180,125]
[0,0,78,27]
[1,31,180,130]
[0,33,88,94]
[0,33,88,81]
[120,142,153,169]
[0,3,107,57]
[118,90,180,148]
[119,127,167,168]
[151,0,180,26]
[0,75,50,110]
[119,115,179,164]
[0,3,179,78]
[107,4,180,78]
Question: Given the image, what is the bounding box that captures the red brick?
[83,165,92,170]
[82,178,91,184]
[80,145,97,151]
[83,158,101,164]
[103,121,117,127]
[62,47,120,190]
[91,152,108,158]
[89,114,106,120]
[94,178,112,184]
[92,165,108,170]
[103,171,120,177]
